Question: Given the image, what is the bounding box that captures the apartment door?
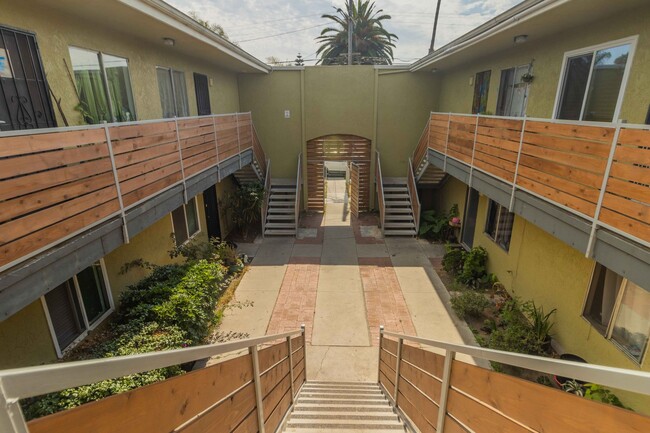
[194,73,211,116]
[471,70,491,114]
[203,185,221,240]
[461,188,480,248]
[350,162,360,217]
[0,26,56,131]
[496,65,530,117]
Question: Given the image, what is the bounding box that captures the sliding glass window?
[156,67,189,118]
[68,47,136,124]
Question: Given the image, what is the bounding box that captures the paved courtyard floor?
[221,194,482,381]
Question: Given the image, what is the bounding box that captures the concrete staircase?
[283,382,407,433]
[233,164,262,185]
[383,178,417,236]
[415,163,447,188]
[264,181,297,236]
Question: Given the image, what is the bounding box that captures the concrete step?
[384,215,414,221]
[268,208,295,214]
[265,222,296,229]
[267,214,296,221]
[383,187,407,193]
[384,222,415,229]
[265,229,296,236]
[383,229,417,236]
[272,187,297,192]
[384,200,411,207]
[384,193,410,200]
[384,208,413,214]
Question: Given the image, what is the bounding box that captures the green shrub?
[486,322,545,355]
[522,301,556,345]
[457,246,493,289]
[418,204,458,241]
[442,245,466,275]
[451,291,489,319]
[222,182,265,236]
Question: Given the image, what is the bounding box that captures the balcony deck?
[0,113,266,319]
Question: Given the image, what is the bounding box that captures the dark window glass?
[76,263,110,324]
[484,200,514,251]
[172,206,188,245]
[45,281,84,350]
[558,54,592,120]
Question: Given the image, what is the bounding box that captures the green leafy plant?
[457,246,495,289]
[523,301,556,346]
[451,290,490,319]
[562,379,585,396]
[222,182,265,237]
[418,204,459,241]
[584,384,628,409]
[442,244,466,275]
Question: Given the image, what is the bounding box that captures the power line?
[236,23,329,43]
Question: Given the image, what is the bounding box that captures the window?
[172,197,200,245]
[156,67,189,118]
[555,38,636,122]
[484,200,514,251]
[496,65,530,117]
[584,265,650,363]
[472,70,491,114]
[43,261,112,355]
[69,47,136,123]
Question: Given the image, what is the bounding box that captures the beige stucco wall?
[436,5,650,124]
[3,1,240,126]
[431,180,650,411]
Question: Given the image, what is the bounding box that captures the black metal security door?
[203,185,221,240]
[0,26,56,131]
[194,72,211,116]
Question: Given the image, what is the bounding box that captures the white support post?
[236,113,242,169]
[250,345,266,433]
[212,115,221,183]
[174,118,188,204]
[443,113,451,171]
[377,325,384,383]
[509,116,527,212]
[586,124,622,258]
[287,335,295,403]
[300,324,307,382]
[467,114,479,188]
[435,350,456,433]
[103,124,130,244]
[393,337,403,404]
[0,381,28,433]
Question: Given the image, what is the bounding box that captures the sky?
[166,0,523,65]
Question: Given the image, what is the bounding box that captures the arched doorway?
[306,134,371,212]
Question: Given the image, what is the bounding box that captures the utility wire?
[236,23,329,43]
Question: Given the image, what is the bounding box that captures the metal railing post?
[509,116,527,212]
[436,350,456,433]
[103,123,130,244]
[393,337,403,404]
[250,345,266,433]
[443,113,451,171]
[301,324,307,382]
[467,114,479,188]
[174,117,188,204]
[287,335,295,403]
[377,325,384,382]
[0,380,28,433]
[212,115,221,183]
[236,113,242,169]
[586,124,621,258]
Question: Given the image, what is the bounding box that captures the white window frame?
[496,64,531,117]
[581,263,649,365]
[155,66,189,118]
[552,36,638,123]
[42,259,114,358]
[68,45,138,123]
[170,197,201,247]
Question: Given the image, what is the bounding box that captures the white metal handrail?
[407,158,421,234]
[0,328,305,433]
[261,158,272,236]
[294,153,302,236]
[381,328,650,396]
[375,151,385,235]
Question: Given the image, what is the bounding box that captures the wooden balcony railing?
[0,112,266,272]
[424,112,650,253]
[379,329,650,433]
[0,328,306,433]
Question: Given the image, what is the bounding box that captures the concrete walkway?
[221,183,481,381]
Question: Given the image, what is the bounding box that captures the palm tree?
[316,1,398,65]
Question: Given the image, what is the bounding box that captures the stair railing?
[407,158,421,235]
[294,153,302,237]
[411,117,430,179]
[251,122,267,178]
[378,327,650,433]
[261,158,271,237]
[0,328,307,433]
[375,151,385,236]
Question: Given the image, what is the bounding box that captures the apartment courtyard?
[219,183,479,381]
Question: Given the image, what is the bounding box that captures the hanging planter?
[521,72,534,84]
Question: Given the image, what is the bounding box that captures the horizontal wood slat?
[424,113,649,244]
[27,353,254,433]
[258,341,289,373]
[0,113,256,269]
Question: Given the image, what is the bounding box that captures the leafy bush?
[442,245,465,275]
[222,182,265,236]
[419,204,458,241]
[486,322,545,355]
[457,246,493,289]
[522,301,556,345]
[451,290,490,319]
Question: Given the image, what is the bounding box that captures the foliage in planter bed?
[23,239,237,420]
[451,290,490,319]
[443,245,496,290]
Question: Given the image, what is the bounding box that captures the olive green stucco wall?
[239,67,438,181]
[3,1,240,126]
[436,5,650,123]
[427,181,650,411]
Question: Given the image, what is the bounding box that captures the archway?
[306,135,372,212]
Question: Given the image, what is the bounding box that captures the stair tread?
[383,230,417,236]
[265,229,296,236]
[267,215,296,220]
[384,223,415,228]
[384,215,414,221]
[384,208,413,214]
[265,223,297,228]
[268,209,295,214]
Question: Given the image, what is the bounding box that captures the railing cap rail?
[381,329,650,396]
[0,329,302,400]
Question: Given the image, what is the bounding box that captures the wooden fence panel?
[27,353,254,433]
[215,115,241,162]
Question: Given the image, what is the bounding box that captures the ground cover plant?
[23,237,245,419]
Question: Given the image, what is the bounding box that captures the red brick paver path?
[359,257,417,345]
[266,257,319,343]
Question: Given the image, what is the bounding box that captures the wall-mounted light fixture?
[163,37,175,47]
[431,68,439,73]
[514,34,528,44]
